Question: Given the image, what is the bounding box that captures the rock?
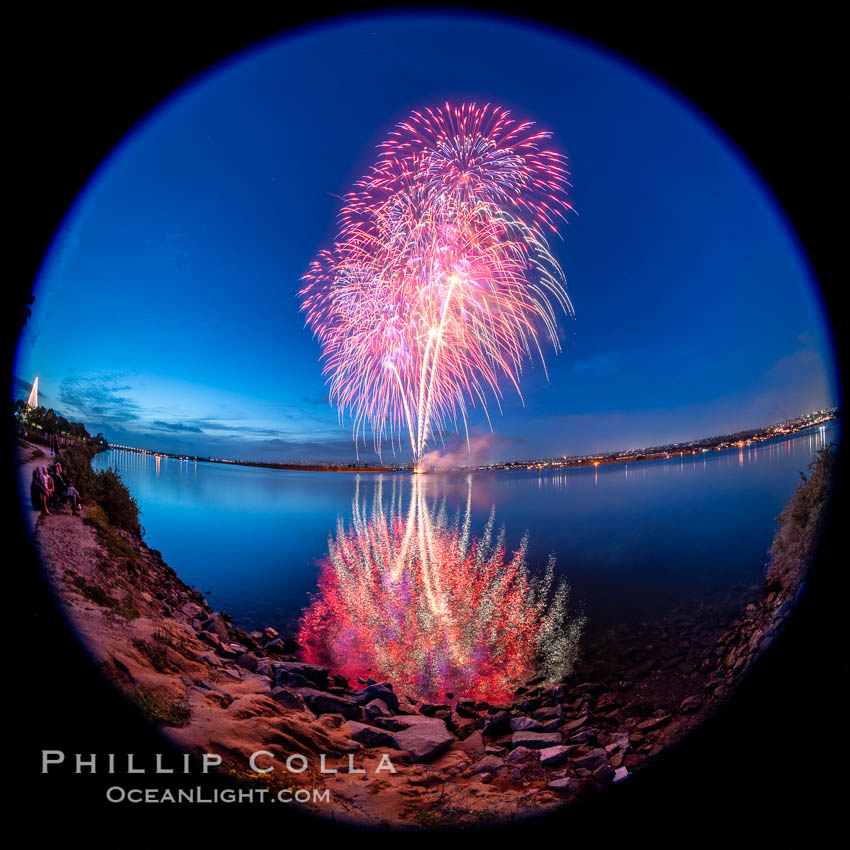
[570,748,610,770]
[236,652,258,672]
[455,730,485,760]
[568,729,598,745]
[372,715,412,732]
[511,731,563,750]
[270,687,307,711]
[506,746,534,763]
[679,695,701,714]
[263,627,279,640]
[548,777,579,793]
[275,670,315,689]
[604,732,631,753]
[391,718,455,763]
[273,662,329,688]
[364,699,390,720]
[510,716,543,732]
[181,602,203,619]
[254,657,273,676]
[482,711,511,736]
[561,715,590,733]
[595,692,621,711]
[351,682,400,711]
[295,687,360,719]
[593,762,615,784]
[344,721,395,748]
[636,714,670,732]
[539,745,571,767]
[419,703,449,717]
[203,612,231,640]
[532,705,563,721]
[263,638,288,656]
[470,755,505,775]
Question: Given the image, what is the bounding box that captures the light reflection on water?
[93,422,838,636]
[297,475,584,701]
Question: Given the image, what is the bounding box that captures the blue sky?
[14,11,839,463]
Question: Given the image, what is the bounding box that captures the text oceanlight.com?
[105,786,330,804]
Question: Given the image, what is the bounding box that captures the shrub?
[58,445,98,499]
[765,445,836,595]
[60,446,142,536]
[94,467,141,535]
[127,687,190,727]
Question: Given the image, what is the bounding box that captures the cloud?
[151,420,203,433]
[58,374,141,424]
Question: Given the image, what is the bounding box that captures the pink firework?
[299,103,573,464]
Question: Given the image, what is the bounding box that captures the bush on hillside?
[59,446,142,536]
[765,445,836,595]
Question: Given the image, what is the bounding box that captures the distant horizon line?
[98,407,840,470]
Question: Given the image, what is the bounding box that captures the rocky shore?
[22,439,821,828]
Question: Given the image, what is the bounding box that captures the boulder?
[506,746,534,762]
[344,721,395,749]
[365,699,390,720]
[562,715,590,733]
[636,714,670,733]
[295,687,360,719]
[391,717,454,763]
[593,762,615,784]
[548,777,579,793]
[482,711,511,736]
[351,682,400,711]
[510,731,563,750]
[181,602,203,619]
[273,662,329,688]
[270,687,308,711]
[510,716,543,732]
[236,653,258,672]
[570,748,610,770]
[203,612,231,640]
[470,755,505,775]
[455,729,485,760]
[372,715,412,732]
[275,670,315,689]
[539,745,571,767]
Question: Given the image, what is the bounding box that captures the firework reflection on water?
[298,475,585,702]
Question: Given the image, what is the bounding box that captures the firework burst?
[300,103,573,464]
[297,477,585,702]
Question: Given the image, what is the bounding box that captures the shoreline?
[101,414,839,476]
[21,438,813,827]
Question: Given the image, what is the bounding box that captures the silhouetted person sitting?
[42,465,55,507]
[53,463,81,515]
[31,468,50,515]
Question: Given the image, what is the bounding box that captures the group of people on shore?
[31,462,82,517]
